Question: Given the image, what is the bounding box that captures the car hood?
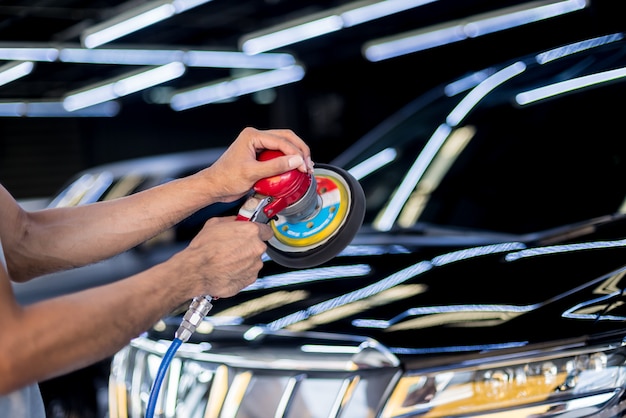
[150,215,626,359]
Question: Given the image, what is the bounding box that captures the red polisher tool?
[236,149,365,268]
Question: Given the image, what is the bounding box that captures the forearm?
[6,173,219,281]
[0,261,193,395]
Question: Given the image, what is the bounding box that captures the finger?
[250,129,313,173]
[254,155,307,179]
[256,223,274,241]
[205,215,236,225]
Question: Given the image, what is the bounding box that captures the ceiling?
[0,0,623,117]
[0,0,625,200]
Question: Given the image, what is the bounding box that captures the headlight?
[381,340,626,417]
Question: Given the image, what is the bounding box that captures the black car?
[105,32,626,418]
[17,32,626,416]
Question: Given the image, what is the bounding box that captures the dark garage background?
[0,0,625,200]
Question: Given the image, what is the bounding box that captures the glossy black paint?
[148,215,626,357]
[26,32,626,416]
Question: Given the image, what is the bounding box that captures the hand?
[201,127,314,203]
[171,216,273,299]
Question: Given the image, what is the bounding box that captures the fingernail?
[288,155,304,169]
[307,157,315,172]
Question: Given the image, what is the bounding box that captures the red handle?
[237,150,312,222]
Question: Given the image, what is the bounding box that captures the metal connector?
[175,295,213,342]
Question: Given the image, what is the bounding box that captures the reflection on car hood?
[149,214,626,358]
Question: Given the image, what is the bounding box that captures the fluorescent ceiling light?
[0,102,23,117]
[0,101,119,117]
[64,62,185,111]
[183,50,295,69]
[342,0,437,26]
[242,16,343,55]
[81,0,214,49]
[0,44,296,69]
[240,0,438,54]
[0,47,58,61]
[363,0,587,62]
[82,1,175,49]
[61,47,294,68]
[170,65,305,111]
[60,48,184,65]
[515,66,626,105]
[0,61,34,87]
[172,0,211,13]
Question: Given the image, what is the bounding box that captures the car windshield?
[337,33,626,234]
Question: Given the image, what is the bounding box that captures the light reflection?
[397,125,475,227]
[263,241,531,332]
[301,345,360,354]
[374,123,451,231]
[563,292,625,320]
[505,238,626,261]
[444,69,494,97]
[47,172,114,208]
[515,65,626,105]
[213,290,309,321]
[432,242,526,266]
[389,341,527,355]
[385,306,529,331]
[375,62,525,231]
[348,147,397,180]
[447,61,526,127]
[245,265,371,291]
[338,244,411,257]
[355,303,534,330]
[288,284,427,332]
[256,235,626,341]
[535,33,623,64]
[265,261,432,331]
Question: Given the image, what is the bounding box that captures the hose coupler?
[175,295,213,342]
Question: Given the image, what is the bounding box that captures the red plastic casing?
[253,150,312,219]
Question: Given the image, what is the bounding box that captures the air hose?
[145,295,213,418]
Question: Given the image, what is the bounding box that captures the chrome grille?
[109,336,401,418]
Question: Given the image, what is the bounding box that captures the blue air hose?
[145,337,182,418]
[145,296,213,418]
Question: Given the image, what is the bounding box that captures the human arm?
[0,126,313,394]
[1,126,312,282]
[0,216,272,395]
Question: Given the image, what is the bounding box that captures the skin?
[0,126,313,395]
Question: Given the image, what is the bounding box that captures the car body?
[106,32,626,418]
